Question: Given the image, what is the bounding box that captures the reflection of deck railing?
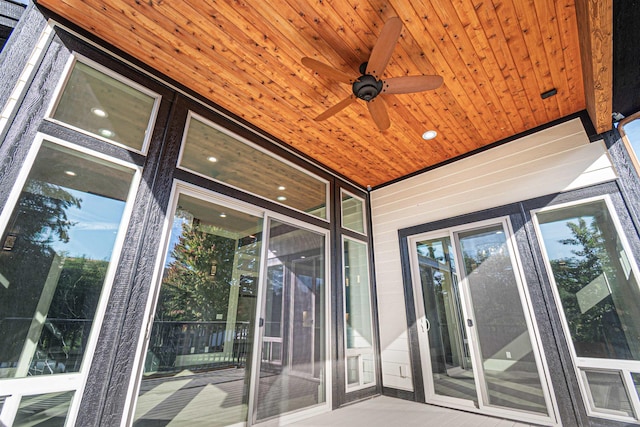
[146,320,251,374]
[0,317,92,376]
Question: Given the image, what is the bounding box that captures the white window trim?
[531,194,640,424]
[340,188,367,235]
[43,53,162,155]
[342,236,376,392]
[0,133,141,427]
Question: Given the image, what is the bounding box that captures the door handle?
[467,319,473,327]
[419,318,431,333]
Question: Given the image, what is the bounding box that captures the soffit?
[36,0,612,188]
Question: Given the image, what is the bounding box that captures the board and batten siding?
[370,118,617,391]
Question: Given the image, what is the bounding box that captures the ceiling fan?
[302,17,443,131]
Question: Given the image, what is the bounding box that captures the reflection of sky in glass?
[459,228,505,261]
[164,216,189,267]
[623,118,640,159]
[538,217,594,261]
[50,187,125,261]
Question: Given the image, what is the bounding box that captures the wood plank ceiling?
[36,0,612,188]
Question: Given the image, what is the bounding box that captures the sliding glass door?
[253,218,327,423]
[131,189,329,426]
[133,191,263,426]
[409,218,558,425]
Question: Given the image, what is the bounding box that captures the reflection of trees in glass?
[12,180,82,249]
[0,180,87,371]
[547,217,627,357]
[157,223,236,322]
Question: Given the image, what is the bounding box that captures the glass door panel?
[254,219,326,422]
[133,194,263,427]
[456,225,548,415]
[415,237,476,402]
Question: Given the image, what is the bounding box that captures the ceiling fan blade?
[366,17,403,79]
[382,75,444,94]
[314,95,356,121]
[368,97,390,131]
[301,57,355,84]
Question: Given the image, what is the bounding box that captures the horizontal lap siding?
[370,118,616,392]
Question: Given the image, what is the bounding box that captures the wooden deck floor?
[286,396,538,427]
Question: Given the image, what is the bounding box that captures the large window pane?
[344,238,374,389]
[134,194,262,426]
[179,114,328,219]
[0,142,135,379]
[536,200,640,360]
[256,220,326,421]
[458,225,548,414]
[50,60,159,152]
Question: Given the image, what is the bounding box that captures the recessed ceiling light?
[278,186,286,191]
[91,107,108,118]
[99,128,115,138]
[207,156,218,162]
[219,213,227,218]
[277,196,287,201]
[64,170,77,176]
[422,130,437,140]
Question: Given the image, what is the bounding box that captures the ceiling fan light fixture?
[422,130,437,140]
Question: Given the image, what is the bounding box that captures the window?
[178,113,329,219]
[0,138,138,426]
[535,197,640,422]
[620,114,640,173]
[48,57,160,153]
[343,238,375,390]
[341,190,366,234]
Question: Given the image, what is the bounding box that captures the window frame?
[0,133,142,427]
[177,111,331,222]
[122,179,267,425]
[123,179,334,426]
[619,111,640,175]
[340,189,367,236]
[44,53,162,155]
[342,236,376,392]
[531,194,640,423]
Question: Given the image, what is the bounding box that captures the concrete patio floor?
[286,396,540,427]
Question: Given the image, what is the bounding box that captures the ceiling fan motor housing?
[353,74,383,101]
